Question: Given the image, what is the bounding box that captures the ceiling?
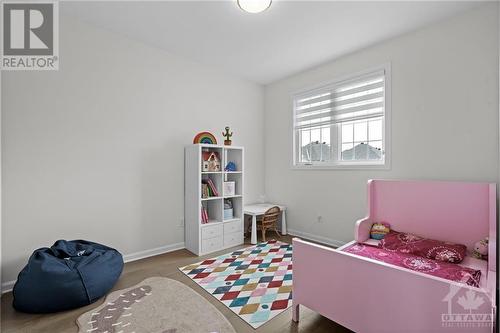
[63,1,484,84]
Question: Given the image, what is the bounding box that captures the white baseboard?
[1,280,16,294]
[287,228,347,248]
[122,242,185,263]
[1,242,186,294]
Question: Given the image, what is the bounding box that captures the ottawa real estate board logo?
[1,1,59,70]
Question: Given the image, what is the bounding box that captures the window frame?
[291,64,391,170]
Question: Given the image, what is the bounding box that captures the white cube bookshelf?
[185,144,244,255]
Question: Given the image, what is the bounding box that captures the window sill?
[291,162,390,171]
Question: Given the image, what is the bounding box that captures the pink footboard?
[292,238,496,333]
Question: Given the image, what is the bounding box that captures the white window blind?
[294,70,385,130]
[292,67,389,168]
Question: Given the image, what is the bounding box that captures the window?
[293,66,390,168]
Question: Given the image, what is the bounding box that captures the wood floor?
[1,235,352,333]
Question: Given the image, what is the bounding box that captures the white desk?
[244,203,287,244]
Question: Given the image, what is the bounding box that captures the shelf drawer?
[223,220,242,235]
[201,224,223,240]
[224,231,243,248]
[202,236,223,253]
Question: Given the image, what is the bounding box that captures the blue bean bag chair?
[13,240,123,313]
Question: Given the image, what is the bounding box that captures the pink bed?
[292,180,497,333]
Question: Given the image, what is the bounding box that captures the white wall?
[264,4,499,246]
[1,16,264,284]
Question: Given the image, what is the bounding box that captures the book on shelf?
[201,206,209,224]
[201,179,219,197]
[201,184,209,199]
[207,178,219,196]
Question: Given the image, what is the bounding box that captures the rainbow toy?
[193,132,217,145]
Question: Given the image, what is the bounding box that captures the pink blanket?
[380,231,467,263]
[342,243,481,287]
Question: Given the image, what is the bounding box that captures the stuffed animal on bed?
[472,237,488,260]
[370,222,391,240]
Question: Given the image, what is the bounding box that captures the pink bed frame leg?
[292,302,299,322]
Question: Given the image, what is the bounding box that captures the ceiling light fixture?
[237,0,272,14]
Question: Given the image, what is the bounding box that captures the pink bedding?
[380,231,467,263]
[342,243,481,287]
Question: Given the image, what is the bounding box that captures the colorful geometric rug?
[179,240,293,329]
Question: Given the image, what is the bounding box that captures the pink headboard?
[367,180,496,257]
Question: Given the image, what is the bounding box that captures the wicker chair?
[255,206,281,242]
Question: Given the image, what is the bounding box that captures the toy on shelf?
[202,151,221,172]
[472,237,488,260]
[222,127,233,146]
[193,132,217,145]
[224,161,237,172]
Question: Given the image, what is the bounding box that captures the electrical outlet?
[179,218,185,228]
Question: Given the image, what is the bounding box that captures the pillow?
[380,231,467,264]
[370,222,391,240]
